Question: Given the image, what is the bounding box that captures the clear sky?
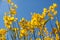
[0,0,60,39]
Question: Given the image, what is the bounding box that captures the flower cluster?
[18,3,58,40]
[3,0,18,29]
[1,0,60,40]
[0,29,7,40]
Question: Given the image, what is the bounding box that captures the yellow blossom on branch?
[7,0,11,3]
[0,29,7,35]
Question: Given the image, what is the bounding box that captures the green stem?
[44,18,51,25]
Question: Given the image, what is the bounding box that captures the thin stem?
[34,29,36,40]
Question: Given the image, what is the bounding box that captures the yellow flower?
[32,13,41,19]
[51,9,57,16]
[48,3,57,16]
[56,20,59,26]
[53,11,57,15]
[52,28,57,34]
[20,29,25,34]
[44,36,51,40]
[19,33,24,38]
[30,38,32,40]
[31,13,46,28]
[48,13,54,19]
[19,18,28,29]
[42,12,47,18]
[31,18,38,26]
[9,17,17,22]
[44,27,48,35]
[3,16,14,23]
[0,29,7,35]
[4,17,12,29]
[39,15,44,19]
[30,29,34,34]
[0,36,6,40]
[7,0,11,3]
[29,25,34,29]
[3,15,18,29]
[56,20,60,30]
[51,9,55,13]
[40,19,46,25]
[5,22,11,29]
[49,6,54,10]
[43,8,48,13]
[20,29,27,35]
[36,38,41,40]
[56,34,59,40]
[44,27,47,32]
[19,29,28,38]
[53,3,57,8]
[10,8,16,15]
[26,21,31,30]
[9,17,14,21]
[10,17,17,21]
[3,16,9,21]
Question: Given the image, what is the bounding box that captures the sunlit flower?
[30,38,32,40]
[56,34,59,40]
[2,2,58,40]
[56,20,60,30]
[53,3,57,8]
[20,29,27,34]
[43,8,48,13]
[44,36,52,40]
[36,38,41,40]
[0,36,6,40]
[48,13,54,19]
[52,28,57,34]
[5,22,11,29]
[44,27,48,35]
[20,29,28,37]
[30,29,34,34]
[42,12,47,18]
[19,18,28,29]
[10,8,16,16]
[0,29,7,35]
[53,10,57,15]
[19,33,24,38]
[7,0,11,3]
[49,6,54,10]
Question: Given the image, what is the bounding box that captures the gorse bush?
[0,0,60,40]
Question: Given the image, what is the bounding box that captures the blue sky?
[0,0,60,39]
